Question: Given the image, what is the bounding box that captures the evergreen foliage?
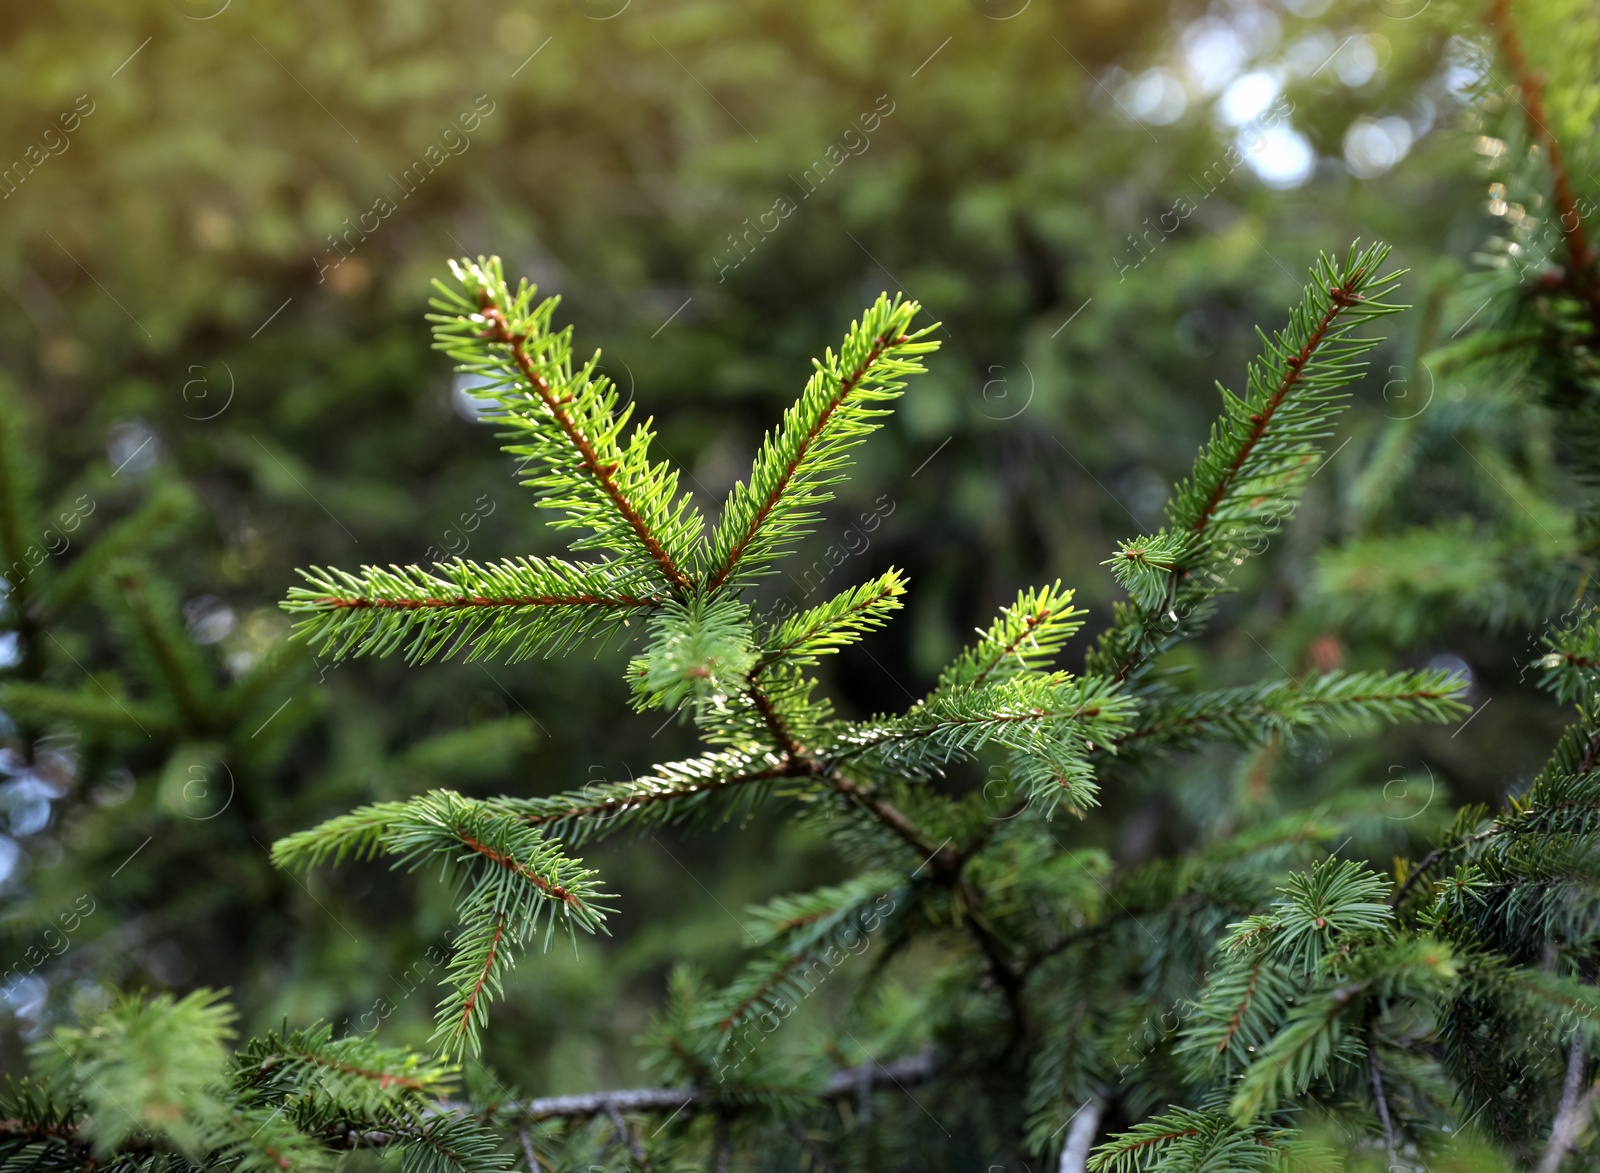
[9,3,1600,1169]
[4,236,1589,1172]
[13,221,1533,1167]
[4,989,508,1173]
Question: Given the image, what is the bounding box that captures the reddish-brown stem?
[1112,686,1457,749]
[313,592,661,610]
[1106,1129,1202,1157]
[749,682,807,760]
[1104,279,1366,686]
[751,579,902,673]
[1486,0,1600,335]
[478,299,692,593]
[1216,963,1265,1054]
[1391,826,1499,908]
[457,833,583,909]
[716,951,815,1033]
[1188,286,1360,537]
[832,705,1103,764]
[707,334,908,592]
[457,916,505,1037]
[956,876,1028,1038]
[824,771,948,864]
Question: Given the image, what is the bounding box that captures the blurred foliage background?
[0,0,1578,1110]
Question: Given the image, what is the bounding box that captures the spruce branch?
[755,569,907,672]
[430,257,702,591]
[1175,960,1298,1079]
[1177,245,1403,539]
[0,681,170,736]
[1087,1107,1294,1173]
[433,1052,936,1123]
[111,566,214,731]
[1103,533,1194,614]
[1222,859,1393,976]
[33,989,236,1158]
[38,481,195,619]
[706,294,939,591]
[1227,981,1363,1123]
[387,1115,515,1173]
[235,1022,460,1152]
[1536,611,1600,704]
[0,382,41,627]
[823,675,1133,808]
[697,872,905,1041]
[285,557,662,665]
[1090,242,1406,683]
[821,770,949,861]
[1111,668,1468,755]
[274,792,611,1057]
[628,596,758,713]
[934,581,1086,695]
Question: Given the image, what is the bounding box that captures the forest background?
[0,0,1575,1125]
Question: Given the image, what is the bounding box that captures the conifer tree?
[13,5,1600,1168]
[240,241,1463,1172]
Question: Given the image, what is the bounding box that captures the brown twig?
[957,876,1028,1041]
[520,761,805,830]
[456,834,584,908]
[749,681,807,760]
[1391,827,1500,908]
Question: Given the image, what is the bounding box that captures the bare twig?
[606,1103,654,1172]
[1367,1019,1400,1170]
[1058,1096,1105,1173]
[434,1051,937,1124]
[1539,1034,1595,1173]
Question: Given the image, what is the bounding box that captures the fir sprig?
[430,256,704,591]
[757,569,907,670]
[276,791,611,1057]
[1114,668,1468,755]
[1090,242,1407,683]
[705,294,939,590]
[284,557,663,664]
[933,581,1087,695]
